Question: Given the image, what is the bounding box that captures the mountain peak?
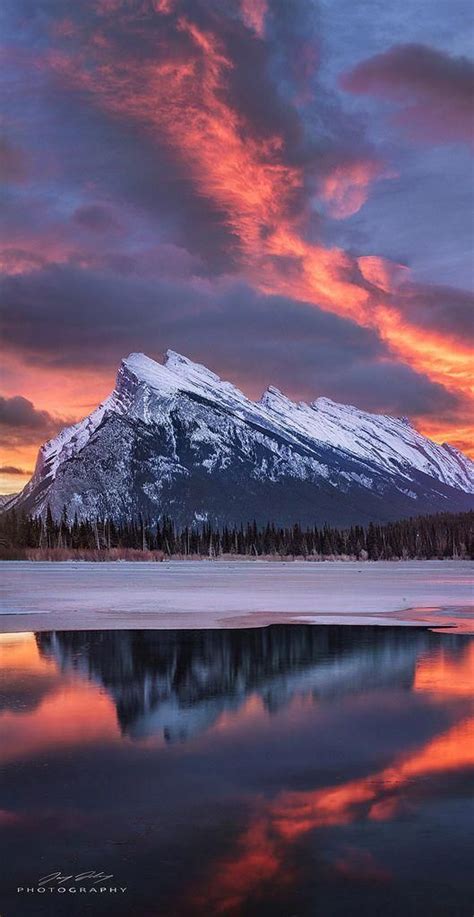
[259,385,296,411]
[123,350,225,388]
[312,396,348,411]
[9,349,473,524]
[123,352,160,375]
[119,352,179,396]
[119,350,249,409]
[164,349,223,385]
[164,349,195,368]
[121,350,222,387]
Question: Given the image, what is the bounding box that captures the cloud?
[319,159,390,219]
[321,360,462,419]
[0,465,33,475]
[30,0,470,407]
[240,0,268,38]
[341,43,474,146]
[0,0,472,455]
[0,395,55,430]
[18,0,384,269]
[394,282,474,342]
[0,395,69,447]
[0,138,29,184]
[0,262,466,426]
[358,256,409,293]
[73,204,120,232]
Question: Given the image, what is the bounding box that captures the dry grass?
[0,547,166,562]
[0,547,371,562]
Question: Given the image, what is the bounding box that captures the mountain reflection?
[36,625,467,743]
[2,627,473,917]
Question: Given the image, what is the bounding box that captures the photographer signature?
[38,872,114,887]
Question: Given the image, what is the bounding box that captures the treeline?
[0,507,472,560]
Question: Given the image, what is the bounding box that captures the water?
[1,624,473,916]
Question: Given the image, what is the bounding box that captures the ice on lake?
[0,559,472,633]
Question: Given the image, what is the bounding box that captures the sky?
[0,0,473,494]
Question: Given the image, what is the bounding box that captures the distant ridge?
[8,351,474,527]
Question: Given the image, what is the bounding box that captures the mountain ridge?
[8,350,474,526]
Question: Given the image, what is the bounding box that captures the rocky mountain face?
[0,494,16,509]
[9,350,474,527]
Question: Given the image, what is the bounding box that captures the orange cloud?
[415,419,473,457]
[0,239,72,275]
[414,642,474,698]
[0,682,118,764]
[189,818,285,915]
[375,305,473,397]
[8,7,472,457]
[0,349,112,490]
[154,0,175,13]
[187,643,473,913]
[358,255,409,293]
[0,632,55,674]
[319,160,389,219]
[0,633,119,764]
[241,0,268,38]
[187,713,474,911]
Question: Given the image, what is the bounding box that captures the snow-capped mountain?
[9,350,474,526]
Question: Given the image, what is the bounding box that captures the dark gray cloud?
[0,8,240,271]
[1,0,382,268]
[319,361,460,419]
[0,0,472,453]
[0,263,464,420]
[341,43,474,146]
[0,395,54,430]
[0,138,29,184]
[73,205,120,232]
[394,283,474,341]
[0,395,68,447]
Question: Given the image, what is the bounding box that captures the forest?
[0,507,472,561]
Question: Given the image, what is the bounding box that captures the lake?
[1,560,473,632]
[1,624,473,916]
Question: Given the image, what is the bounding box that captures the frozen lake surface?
[0,560,473,633]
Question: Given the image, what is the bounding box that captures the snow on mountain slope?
[8,350,474,525]
[260,388,472,492]
[122,351,474,493]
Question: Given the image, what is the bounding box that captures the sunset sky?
[1,0,473,493]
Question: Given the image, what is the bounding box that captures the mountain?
[36,626,453,743]
[0,494,16,509]
[9,350,474,526]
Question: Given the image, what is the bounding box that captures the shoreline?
[1,559,472,634]
[1,551,471,563]
[1,608,472,635]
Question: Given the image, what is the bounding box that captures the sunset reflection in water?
[186,643,474,915]
[0,625,473,917]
